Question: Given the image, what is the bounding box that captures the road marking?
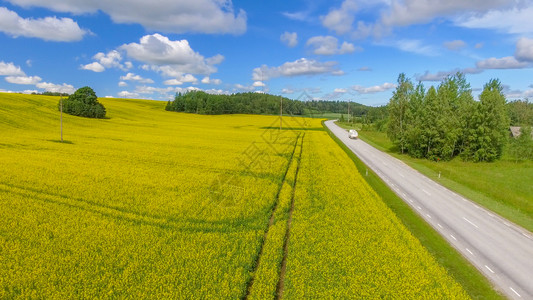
[450,234,457,241]
[402,193,406,197]
[407,198,413,203]
[382,161,388,166]
[485,265,495,273]
[522,233,531,239]
[462,198,467,202]
[426,214,432,219]
[391,183,395,187]
[417,206,422,210]
[510,287,521,297]
[437,223,443,229]
[504,222,511,227]
[487,212,494,217]
[422,189,431,196]
[463,217,479,229]
[466,248,473,255]
[399,173,405,178]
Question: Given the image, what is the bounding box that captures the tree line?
[387,73,512,162]
[165,90,385,117]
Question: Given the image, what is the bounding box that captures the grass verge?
[323,120,504,299]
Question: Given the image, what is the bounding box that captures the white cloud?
[36,82,75,94]
[5,75,42,84]
[416,68,482,81]
[25,59,32,67]
[6,0,246,35]
[475,42,484,49]
[306,36,360,55]
[120,72,154,83]
[0,7,87,42]
[118,91,140,98]
[234,83,255,92]
[0,61,25,76]
[118,81,127,87]
[252,81,265,87]
[280,32,298,48]
[201,76,222,85]
[334,88,348,93]
[388,39,439,56]
[321,0,358,35]
[135,86,175,95]
[515,37,533,62]
[81,62,105,72]
[163,79,183,86]
[281,88,295,94]
[382,0,512,27]
[352,82,396,94]
[443,40,466,51]
[358,66,372,71]
[252,58,340,81]
[476,56,529,69]
[456,6,533,34]
[120,34,222,75]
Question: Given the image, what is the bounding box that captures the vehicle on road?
[349,129,358,139]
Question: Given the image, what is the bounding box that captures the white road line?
[399,173,405,178]
[417,206,422,210]
[437,223,443,229]
[466,248,473,255]
[426,214,432,219]
[485,265,495,273]
[510,287,521,297]
[402,193,407,197]
[407,198,413,203]
[391,183,395,187]
[462,198,467,202]
[421,189,431,196]
[450,234,457,241]
[504,222,511,227]
[522,233,531,239]
[487,212,494,217]
[463,217,479,229]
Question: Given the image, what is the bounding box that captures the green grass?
[324,121,504,299]
[352,127,533,232]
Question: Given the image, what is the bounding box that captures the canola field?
[0,93,468,298]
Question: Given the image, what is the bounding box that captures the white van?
[349,129,358,139]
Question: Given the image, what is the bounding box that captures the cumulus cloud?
[120,34,222,76]
[81,50,132,72]
[0,7,87,42]
[280,31,298,48]
[0,61,25,76]
[252,58,340,81]
[515,37,533,62]
[5,0,246,34]
[5,75,42,84]
[476,56,529,69]
[118,81,127,87]
[36,81,75,94]
[321,0,358,35]
[416,68,482,81]
[201,76,222,85]
[443,40,466,51]
[306,36,360,55]
[456,6,533,35]
[81,62,105,72]
[120,72,154,83]
[358,66,372,71]
[320,0,523,41]
[163,74,198,85]
[118,91,140,98]
[352,82,396,94]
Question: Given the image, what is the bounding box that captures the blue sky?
[0,0,532,106]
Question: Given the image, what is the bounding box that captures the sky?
[0,0,533,106]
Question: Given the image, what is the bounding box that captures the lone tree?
[59,86,106,118]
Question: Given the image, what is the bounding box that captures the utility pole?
[280,96,282,130]
[60,96,63,142]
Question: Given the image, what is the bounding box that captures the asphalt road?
[325,120,533,299]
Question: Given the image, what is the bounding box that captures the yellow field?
[0,93,467,298]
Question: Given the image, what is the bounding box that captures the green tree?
[509,126,533,161]
[463,79,510,162]
[387,73,413,154]
[60,86,106,118]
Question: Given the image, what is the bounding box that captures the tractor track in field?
[242,133,302,299]
[275,132,304,300]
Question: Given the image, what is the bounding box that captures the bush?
[59,86,106,118]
